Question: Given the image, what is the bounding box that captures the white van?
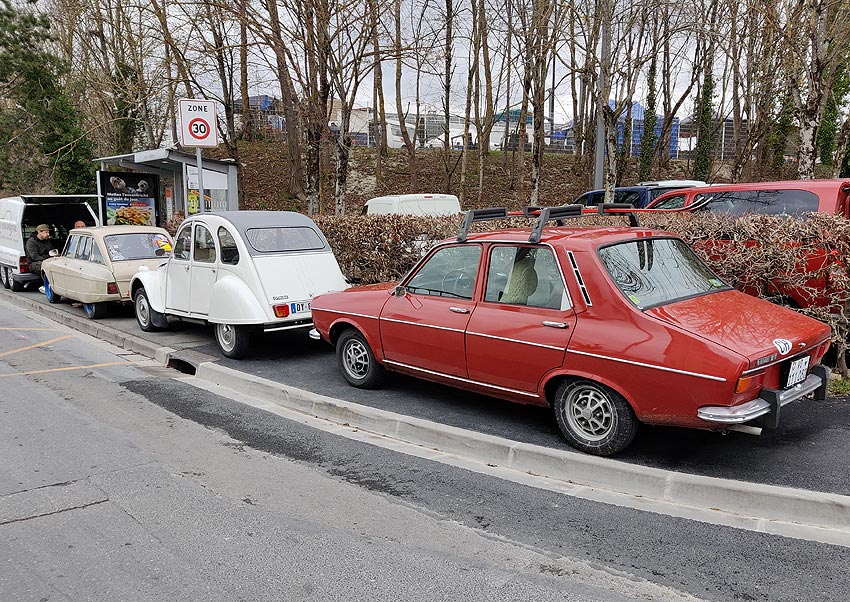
[0,195,99,291]
[362,194,461,216]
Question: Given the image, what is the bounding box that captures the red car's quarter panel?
[465,302,574,397]
[311,284,394,359]
[379,293,474,378]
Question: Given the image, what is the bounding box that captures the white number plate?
[290,301,311,314]
[785,356,810,388]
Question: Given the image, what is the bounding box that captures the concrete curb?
[196,361,850,534]
[0,289,171,360]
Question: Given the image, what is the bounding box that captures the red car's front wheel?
[337,329,384,389]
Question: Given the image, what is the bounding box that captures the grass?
[828,376,850,397]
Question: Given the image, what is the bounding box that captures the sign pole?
[196,147,205,214]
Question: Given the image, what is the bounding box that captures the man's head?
[36,224,50,240]
[74,220,86,229]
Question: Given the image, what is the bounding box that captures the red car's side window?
[405,245,481,299]
[484,246,567,310]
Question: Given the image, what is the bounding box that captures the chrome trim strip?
[466,330,565,351]
[697,373,822,423]
[566,250,592,306]
[312,308,379,320]
[263,322,313,333]
[741,338,830,374]
[383,360,539,397]
[567,349,727,382]
[380,317,465,334]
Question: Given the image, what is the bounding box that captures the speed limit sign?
[179,98,219,148]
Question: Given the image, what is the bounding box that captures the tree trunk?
[334,107,352,215]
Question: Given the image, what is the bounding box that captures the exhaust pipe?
[725,424,763,436]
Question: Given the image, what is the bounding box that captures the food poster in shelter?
[98,171,161,226]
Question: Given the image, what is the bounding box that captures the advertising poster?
[98,171,160,226]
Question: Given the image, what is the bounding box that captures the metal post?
[594,3,610,189]
[195,147,205,213]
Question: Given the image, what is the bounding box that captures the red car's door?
[380,244,482,378]
[465,245,575,393]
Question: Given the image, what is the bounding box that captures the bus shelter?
[94,149,239,226]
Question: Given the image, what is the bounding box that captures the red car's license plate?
[785,356,810,388]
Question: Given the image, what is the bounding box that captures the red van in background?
[645,180,850,310]
[646,179,850,216]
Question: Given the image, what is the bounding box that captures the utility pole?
[593,1,610,189]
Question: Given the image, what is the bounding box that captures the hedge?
[314,212,850,373]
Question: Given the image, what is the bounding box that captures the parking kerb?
[195,361,850,538]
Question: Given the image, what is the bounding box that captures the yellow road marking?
[0,361,128,377]
[0,335,72,357]
[0,327,62,331]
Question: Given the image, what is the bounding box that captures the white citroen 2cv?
[130,211,349,358]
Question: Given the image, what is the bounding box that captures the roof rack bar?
[528,204,583,243]
[457,207,508,242]
[598,202,639,227]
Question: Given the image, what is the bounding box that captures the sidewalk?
[3,286,850,547]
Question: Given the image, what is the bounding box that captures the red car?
[310,207,831,455]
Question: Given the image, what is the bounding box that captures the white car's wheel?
[134,288,164,332]
[214,323,251,359]
[0,266,10,289]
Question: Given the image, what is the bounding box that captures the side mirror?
[154,248,165,257]
[392,285,407,297]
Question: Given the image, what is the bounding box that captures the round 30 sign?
[178,98,219,148]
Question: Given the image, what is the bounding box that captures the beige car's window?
[64,235,80,257]
[75,236,92,260]
[193,224,217,263]
[174,226,192,260]
[90,243,105,264]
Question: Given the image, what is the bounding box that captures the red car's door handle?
[542,321,568,329]
[449,306,470,314]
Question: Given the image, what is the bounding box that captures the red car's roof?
[461,226,673,250]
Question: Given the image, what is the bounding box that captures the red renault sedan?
[310,207,831,455]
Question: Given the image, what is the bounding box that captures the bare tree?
[777,0,850,179]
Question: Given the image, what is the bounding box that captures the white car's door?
[189,223,217,316]
[166,224,192,313]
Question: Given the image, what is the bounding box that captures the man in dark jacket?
[25,224,54,278]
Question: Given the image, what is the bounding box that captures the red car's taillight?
[735,372,765,394]
[18,256,29,274]
[273,304,290,318]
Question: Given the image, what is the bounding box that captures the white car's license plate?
[785,356,810,388]
[290,301,311,314]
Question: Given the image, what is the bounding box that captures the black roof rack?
[528,205,583,243]
[457,207,508,242]
[598,202,639,227]
[456,202,640,244]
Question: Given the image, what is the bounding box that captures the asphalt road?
[2,301,850,602]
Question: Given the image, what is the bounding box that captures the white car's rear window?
[246,227,324,253]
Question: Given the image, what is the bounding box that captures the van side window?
[696,189,819,216]
[218,227,239,265]
[653,194,686,210]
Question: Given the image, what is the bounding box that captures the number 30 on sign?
[179,99,219,148]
